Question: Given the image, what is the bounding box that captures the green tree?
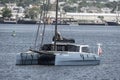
[105,1,117,13]
[78,1,88,8]
[98,16,104,21]
[67,0,78,4]
[25,7,39,20]
[2,7,12,18]
[96,2,105,8]
[0,0,16,4]
[0,0,9,4]
[17,0,44,7]
[63,6,76,12]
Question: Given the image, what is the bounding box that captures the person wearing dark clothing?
[52,32,75,43]
[52,32,63,41]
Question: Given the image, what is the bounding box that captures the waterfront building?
[47,11,120,22]
[65,13,119,22]
[101,7,111,13]
[6,3,25,19]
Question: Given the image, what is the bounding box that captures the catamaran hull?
[55,53,100,66]
[55,60,100,66]
[16,52,39,65]
[16,51,100,66]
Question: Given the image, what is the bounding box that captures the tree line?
[0,0,120,20]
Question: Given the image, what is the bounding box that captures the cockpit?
[41,43,90,53]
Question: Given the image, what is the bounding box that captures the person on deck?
[52,32,75,43]
[52,32,63,41]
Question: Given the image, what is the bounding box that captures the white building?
[47,11,120,22]
[50,0,56,4]
[6,3,25,19]
[101,7,111,13]
[65,13,119,22]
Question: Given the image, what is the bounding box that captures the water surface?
[0,24,120,80]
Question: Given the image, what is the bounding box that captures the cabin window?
[41,44,52,50]
[57,45,65,51]
[82,47,90,53]
[67,45,79,52]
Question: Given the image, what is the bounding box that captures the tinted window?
[57,46,65,51]
[82,47,90,53]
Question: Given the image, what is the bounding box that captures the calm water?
[0,24,120,80]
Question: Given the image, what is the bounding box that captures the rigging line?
[44,0,49,24]
[34,1,43,49]
[39,0,49,47]
[39,0,49,50]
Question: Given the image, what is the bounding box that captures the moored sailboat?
[16,0,101,66]
[16,43,100,65]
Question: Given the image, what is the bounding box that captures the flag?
[98,47,102,56]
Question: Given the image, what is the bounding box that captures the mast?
[54,0,59,51]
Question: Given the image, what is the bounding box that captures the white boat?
[16,0,101,66]
[3,18,17,24]
[16,42,100,65]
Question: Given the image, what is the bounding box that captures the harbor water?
[0,24,120,80]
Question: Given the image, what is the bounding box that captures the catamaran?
[16,0,101,66]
